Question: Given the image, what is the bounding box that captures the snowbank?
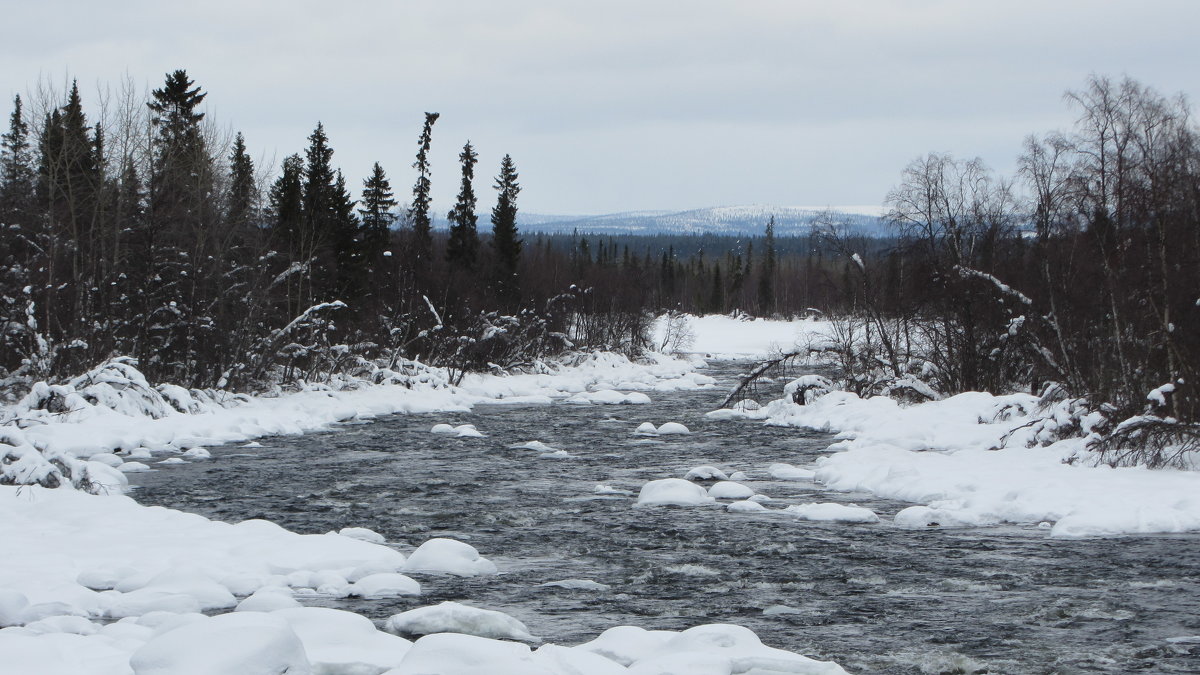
[653,313,833,358]
[760,390,1200,536]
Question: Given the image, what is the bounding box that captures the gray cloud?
[4,0,1198,214]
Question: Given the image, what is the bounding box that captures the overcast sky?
[5,1,1199,215]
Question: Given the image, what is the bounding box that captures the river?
[129,361,1200,674]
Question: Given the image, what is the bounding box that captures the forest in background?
[0,71,1197,462]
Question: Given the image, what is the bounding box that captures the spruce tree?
[490,154,521,297]
[445,141,479,269]
[269,154,304,255]
[227,132,257,228]
[709,262,724,313]
[1,95,35,224]
[757,216,776,315]
[407,112,439,261]
[359,162,396,253]
[147,70,212,236]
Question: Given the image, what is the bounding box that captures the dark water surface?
[130,362,1200,674]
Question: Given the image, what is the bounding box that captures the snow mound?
[893,505,983,529]
[386,601,538,641]
[636,478,716,507]
[274,606,412,673]
[540,579,611,591]
[453,424,484,438]
[182,447,211,460]
[338,526,385,544]
[158,457,187,465]
[684,465,729,481]
[348,572,421,598]
[117,461,152,473]
[130,612,309,675]
[430,424,457,434]
[708,481,756,499]
[566,390,651,405]
[768,463,815,480]
[512,440,556,452]
[728,500,767,513]
[403,538,497,576]
[656,422,691,435]
[634,422,659,435]
[235,587,301,612]
[594,484,633,496]
[786,503,879,523]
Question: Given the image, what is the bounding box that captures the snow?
[634,422,659,435]
[684,465,729,481]
[129,611,310,675]
[768,463,816,480]
[540,579,611,591]
[347,572,421,598]
[403,538,497,577]
[728,500,767,512]
[785,503,880,524]
[652,313,833,358]
[707,481,756,499]
[760,387,1200,536]
[385,601,539,641]
[656,422,690,435]
[635,478,717,507]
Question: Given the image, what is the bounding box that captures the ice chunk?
[511,441,556,452]
[786,503,879,523]
[385,601,538,641]
[636,478,716,507]
[404,538,497,576]
[684,465,729,481]
[708,481,755,499]
[594,484,633,496]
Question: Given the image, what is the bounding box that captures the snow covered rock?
[385,601,538,641]
[684,465,729,481]
[893,505,980,529]
[117,461,152,473]
[768,462,815,480]
[182,447,211,460]
[728,500,767,512]
[338,526,386,544]
[636,478,716,507]
[235,587,301,612]
[540,579,611,591]
[656,422,691,435]
[430,424,457,434]
[403,538,497,576]
[784,374,835,405]
[347,572,421,598]
[708,481,755,499]
[453,424,485,438]
[274,606,412,673]
[786,503,879,523]
[634,422,659,435]
[385,632,545,675]
[130,612,310,675]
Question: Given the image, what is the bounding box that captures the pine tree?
[330,168,360,299]
[757,216,776,315]
[445,141,479,269]
[709,262,724,313]
[407,112,439,261]
[490,154,522,298]
[227,132,257,228]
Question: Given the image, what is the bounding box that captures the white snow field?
[653,312,833,358]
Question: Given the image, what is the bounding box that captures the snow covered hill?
[434,205,890,237]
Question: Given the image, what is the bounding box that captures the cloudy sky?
[5,1,1198,215]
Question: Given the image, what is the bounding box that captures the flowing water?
[130,362,1200,674]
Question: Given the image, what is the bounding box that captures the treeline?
[0,71,557,392]
[827,75,1199,458]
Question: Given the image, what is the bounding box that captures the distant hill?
[432,205,891,237]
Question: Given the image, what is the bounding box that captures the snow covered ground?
[0,348,850,674]
[4,313,1200,673]
[653,313,832,358]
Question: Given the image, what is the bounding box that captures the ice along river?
[130,361,1200,674]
